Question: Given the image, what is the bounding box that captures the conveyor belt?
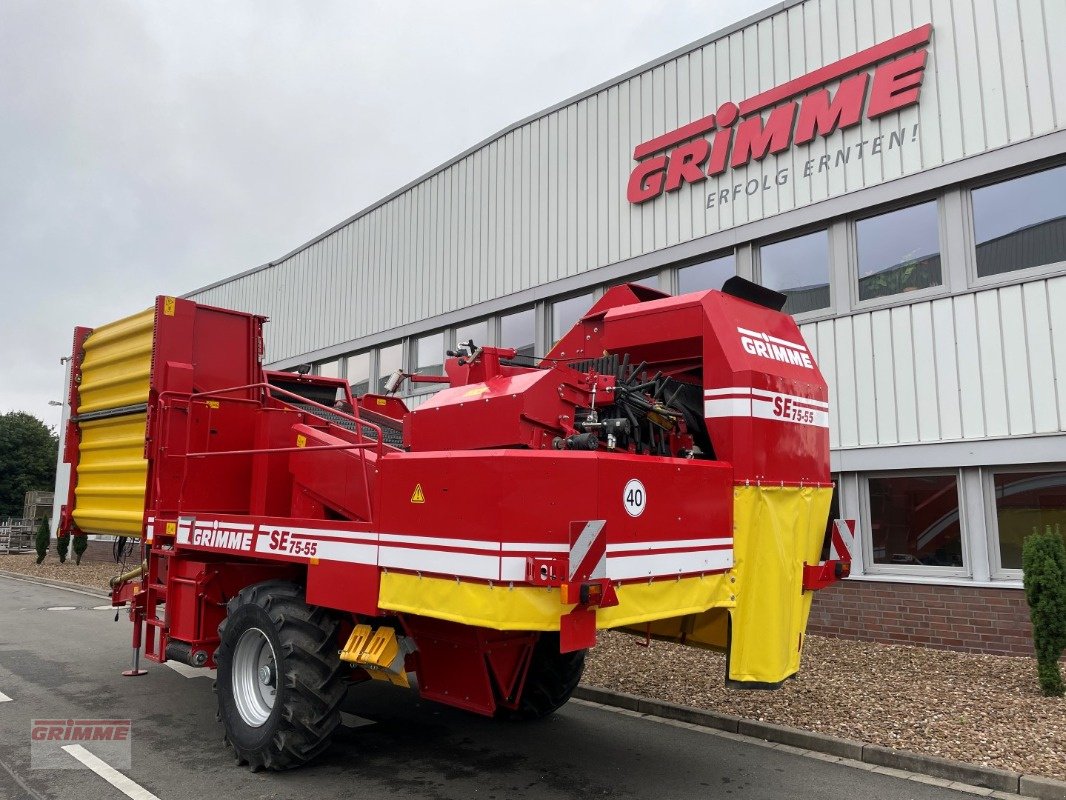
[287,403,405,449]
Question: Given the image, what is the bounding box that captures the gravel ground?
[3,554,1061,780]
[585,630,1066,781]
[0,553,123,594]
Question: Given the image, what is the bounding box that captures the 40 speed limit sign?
[622,479,646,517]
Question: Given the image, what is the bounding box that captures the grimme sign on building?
[627,24,931,209]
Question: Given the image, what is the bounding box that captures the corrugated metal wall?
[802,274,1066,449]
[188,0,1066,363]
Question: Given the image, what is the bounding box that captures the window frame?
[343,351,371,396]
[675,249,737,295]
[549,290,596,346]
[967,160,1066,291]
[849,196,948,310]
[859,469,970,579]
[755,226,834,321]
[982,463,1066,581]
[374,340,405,396]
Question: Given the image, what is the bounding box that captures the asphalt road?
[0,574,984,800]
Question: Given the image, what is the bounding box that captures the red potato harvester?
[59,278,851,770]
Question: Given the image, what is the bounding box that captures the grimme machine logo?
[627,24,932,204]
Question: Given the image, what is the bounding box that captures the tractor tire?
[502,632,586,720]
[214,580,346,771]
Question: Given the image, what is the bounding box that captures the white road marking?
[164,661,216,679]
[0,690,11,702]
[61,745,161,800]
[46,606,77,611]
[93,605,115,611]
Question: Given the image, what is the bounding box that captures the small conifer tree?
[1022,524,1066,697]
[56,532,69,564]
[73,534,87,565]
[34,518,49,565]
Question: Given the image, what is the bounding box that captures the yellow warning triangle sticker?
[410,484,425,504]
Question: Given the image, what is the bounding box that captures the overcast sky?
[1,0,771,431]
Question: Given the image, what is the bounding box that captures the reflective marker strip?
[831,519,856,562]
[569,520,607,581]
[62,745,161,800]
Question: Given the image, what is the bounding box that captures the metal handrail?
[153,381,393,521]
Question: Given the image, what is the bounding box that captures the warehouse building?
[185,0,1065,655]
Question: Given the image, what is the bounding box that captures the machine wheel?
[502,632,586,720]
[214,581,346,771]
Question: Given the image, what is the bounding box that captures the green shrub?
[34,519,49,564]
[72,534,87,565]
[1022,524,1066,697]
[56,532,68,564]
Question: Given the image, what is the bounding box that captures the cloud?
[0,0,770,430]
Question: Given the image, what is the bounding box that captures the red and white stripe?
[703,386,829,429]
[168,516,733,583]
[569,520,607,582]
[830,519,855,562]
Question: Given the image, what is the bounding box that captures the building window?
[759,230,830,315]
[856,201,941,301]
[867,474,963,569]
[346,352,370,397]
[376,342,403,394]
[972,164,1066,278]
[500,308,535,360]
[316,360,341,378]
[455,319,489,350]
[678,253,735,294]
[551,292,594,343]
[992,470,1066,572]
[415,331,444,376]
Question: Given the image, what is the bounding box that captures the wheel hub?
[232,627,278,727]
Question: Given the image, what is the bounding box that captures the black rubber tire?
[214,581,346,771]
[502,632,586,720]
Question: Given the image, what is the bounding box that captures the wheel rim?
[232,627,278,727]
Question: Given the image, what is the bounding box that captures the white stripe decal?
[704,386,753,397]
[607,549,733,580]
[379,533,500,552]
[178,518,735,582]
[705,386,828,409]
[379,547,500,581]
[607,537,732,553]
[704,390,830,429]
[62,745,161,800]
[500,542,568,553]
[704,397,752,417]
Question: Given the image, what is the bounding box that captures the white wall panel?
[188,0,1066,366]
[803,277,1066,449]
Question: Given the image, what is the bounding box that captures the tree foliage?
[35,518,50,565]
[0,412,58,519]
[1022,525,1066,697]
[73,534,87,565]
[56,533,68,564]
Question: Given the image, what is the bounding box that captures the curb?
[0,569,111,599]
[574,686,1066,800]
